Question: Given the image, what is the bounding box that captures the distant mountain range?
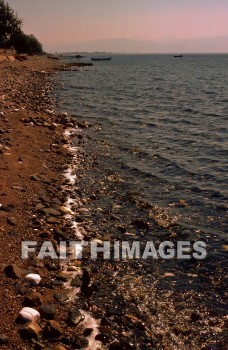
[48,36,228,54]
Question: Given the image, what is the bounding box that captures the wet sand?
[0,56,226,350]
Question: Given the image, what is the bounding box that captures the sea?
[53,54,227,348]
[55,54,227,237]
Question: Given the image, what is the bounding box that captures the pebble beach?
[0,56,226,350]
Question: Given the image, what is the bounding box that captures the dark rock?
[67,308,84,327]
[71,276,82,287]
[80,269,91,295]
[44,261,58,271]
[95,333,112,344]
[15,282,30,295]
[72,336,89,349]
[34,341,46,349]
[53,228,65,239]
[100,317,112,326]
[39,305,56,320]
[52,279,64,287]
[42,208,61,216]
[107,306,123,316]
[77,121,90,129]
[54,292,69,303]
[7,217,17,226]
[31,174,40,181]
[24,291,43,307]
[83,328,93,336]
[0,205,10,212]
[4,264,22,279]
[19,321,42,340]
[91,266,99,273]
[190,312,202,322]
[43,320,62,338]
[0,334,9,344]
[131,220,150,230]
[75,215,83,222]
[117,225,127,233]
[46,217,60,224]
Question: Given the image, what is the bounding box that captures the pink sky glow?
[6,0,228,52]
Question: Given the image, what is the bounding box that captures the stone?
[67,308,84,327]
[34,341,46,349]
[71,277,82,287]
[42,208,61,216]
[107,306,123,316]
[17,307,40,323]
[11,185,25,191]
[53,228,65,239]
[72,336,89,349]
[59,206,73,215]
[0,334,9,344]
[19,321,42,340]
[24,291,43,307]
[95,333,112,344]
[15,282,30,295]
[43,320,62,338]
[39,305,56,320]
[31,174,40,181]
[75,215,83,222]
[57,271,73,281]
[54,292,69,303]
[25,273,42,285]
[190,312,202,322]
[7,217,17,226]
[83,328,93,336]
[131,219,150,230]
[4,264,22,279]
[0,205,10,212]
[46,217,60,224]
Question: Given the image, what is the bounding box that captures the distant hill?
[48,36,228,54]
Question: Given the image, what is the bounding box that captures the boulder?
[4,264,22,279]
[19,321,42,340]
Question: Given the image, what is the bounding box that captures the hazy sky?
[7,0,228,52]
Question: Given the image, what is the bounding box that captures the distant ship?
[91,57,112,61]
[173,55,183,58]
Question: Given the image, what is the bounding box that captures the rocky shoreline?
[0,56,226,350]
[0,56,101,349]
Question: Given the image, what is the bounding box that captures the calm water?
[55,54,228,239]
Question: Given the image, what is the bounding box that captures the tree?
[0,0,22,45]
[10,31,43,54]
[0,0,43,53]
[26,34,43,54]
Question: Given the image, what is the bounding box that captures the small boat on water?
[91,57,112,61]
[174,55,183,58]
[47,54,59,60]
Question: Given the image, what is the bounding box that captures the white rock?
[92,239,103,245]
[18,307,40,323]
[25,273,41,285]
[164,272,175,277]
[59,206,73,215]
